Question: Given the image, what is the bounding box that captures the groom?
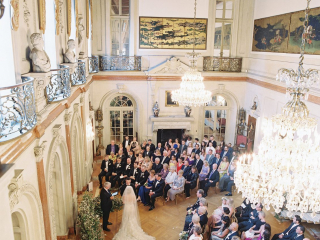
[100,182,114,232]
[145,173,165,211]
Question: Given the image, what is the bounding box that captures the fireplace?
[157,129,185,146]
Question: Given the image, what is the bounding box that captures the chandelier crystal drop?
[171,0,212,107]
[235,0,320,218]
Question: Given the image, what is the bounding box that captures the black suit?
[143,151,152,158]
[184,172,199,197]
[155,147,164,155]
[127,155,136,164]
[271,223,300,240]
[123,163,133,177]
[135,170,149,196]
[120,183,135,195]
[152,163,163,173]
[99,160,114,187]
[193,159,203,173]
[182,165,191,178]
[106,144,119,155]
[187,198,200,211]
[118,154,127,165]
[180,144,188,155]
[192,148,201,155]
[203,169,219,195]
[224,231,239,240]
[110,162,123,187]
[130,167,141,183]
[160,156,170,165]
[145,179,165,208]
[208,140,217,148]
[122,139,131,149]
[291,234,304,240]
[100,188,112,230]
[146,143,156,153]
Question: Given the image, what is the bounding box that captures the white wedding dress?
[113,186,155,240]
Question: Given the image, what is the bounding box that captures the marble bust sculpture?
[64,39,76,63]
[29,33,51,72]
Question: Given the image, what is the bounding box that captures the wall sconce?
[0,0,5,19]
[86,122,94,141]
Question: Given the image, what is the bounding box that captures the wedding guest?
[106,140,119,155]
[213,153,222,169]
[189,152,196,166]
[146,139,155,153]
[210,207,230,232]
[174,138,180,149]
[117,149,127,164]
[201,141,207,152]
[169,158,177,170]
[143,146,152,158]
[208,135,217,148]
[155,142,163,155]
[120,177,135,196]
[187,142,193,156]
[186,136,192,146]
[177,158,184,172]
[199,160,210,190]
[129,161,141,183]
[187,214,201,237]
[187,189,205,211]
[100,182,114,232]
[152,157,163,173]
[211,216,231,240]
[127,150,136,164]
[172,147,180,159]
[143,157,152,172]
[218,157,229,179]
[129,137,140,156]
[194,154,203,173]
[140,139,147,152]
[181,150,188,161]
[291,226,305,240]
[189,225,203,240]
[109,151,117,162]
[160,150,170,165]
[252,223,271,240]
[137,170,155,203]
[145,173,165,211]
[122,158,133,179]
[206,141,216,155]
[185,166,199,199]
[136,151,144,165]
[165,145,172,157]
[206,149,215,166]
[135,164,149,196]
[122,135,131,150]
[229,151,237,165]
[110,158,123,187]
[163,166,177,200]
[165,138,173,148]
[220,160,237,191]
[118,143,127,157]
[200,148,206,161]
[271,215,301,240]
[224,223,239,240]
[180,140,188,155]
[160,163,169,180]
[221,146,231,161]
[216,145,222,155]
[184,203,208,231]
[193,138,200,148]
[238,204,263,232]
[241,211,266,240]
[203,135,209,145]
[203,163,219,197]
[192,144,201,155]
[99,155,114,188]
[182,160,191,178]
[167,170,185,201]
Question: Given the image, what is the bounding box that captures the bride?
[113,186,155,240]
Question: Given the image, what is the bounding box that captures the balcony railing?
[203,57,242,72]
[69,61,86,86]
[46,65,71,103]
[100,56,141,71]
[0,77,37,142]
[89,56,99,73]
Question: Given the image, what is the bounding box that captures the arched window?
[109,95,134,143]
[204,95,228,140]
[44,0,57,68]
[11,212,27,240]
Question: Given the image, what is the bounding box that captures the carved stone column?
[79,95,88,191]
[95,108,104,156]
[64,110,74,194]
[34,142,52,240]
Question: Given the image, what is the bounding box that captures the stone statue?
[78,17,85,55]
[29,33,51,72]
[251,101,257,110]
[152,102,160,117]
[184,106,192,117]
[64,39,76,63]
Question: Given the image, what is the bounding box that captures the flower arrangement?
[144,181,148,187]
[92,196,103,218]
[111,195,123,212]
[179,231,189,240]
[77,192,103,240]
[187,209,192,215]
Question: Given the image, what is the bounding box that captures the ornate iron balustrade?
[89,56,99,73]
[203,57,242,72]
[46,65,71,103]
[0,77,37,142]
[100,56,141,71]
[69,61,86,86]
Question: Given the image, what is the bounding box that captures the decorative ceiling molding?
[39,0,46,33]
[10,0,19,31]
[67,0,71,36]
[146,57,189,75]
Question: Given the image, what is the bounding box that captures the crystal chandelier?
[171,0,211,107]
[235,0,320,217]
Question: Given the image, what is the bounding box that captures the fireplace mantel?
[150,116,194,132]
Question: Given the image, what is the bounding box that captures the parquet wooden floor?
[87,158,316,240]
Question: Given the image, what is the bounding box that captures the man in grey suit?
[180,140,187,155]
[205,149,215,165]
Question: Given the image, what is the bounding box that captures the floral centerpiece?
[179,231,189,240]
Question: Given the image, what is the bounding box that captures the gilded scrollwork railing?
[203,57,242,72]
[70,61,86,86]
[100,56,141,71]
[88,56,99,73]
[0,77,37,142]
[46,65,71,103]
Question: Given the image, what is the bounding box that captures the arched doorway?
[11,211,27,240]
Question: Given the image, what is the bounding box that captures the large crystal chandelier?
[171,0,211,107]
[235,0,320,217]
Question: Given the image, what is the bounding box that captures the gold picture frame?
[165,91,179,107]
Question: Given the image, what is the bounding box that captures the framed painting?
[165,91,179,107]
[139,17,207,49]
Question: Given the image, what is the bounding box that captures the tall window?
[214,0,233,57]
[111,0,130,56]
[44,0,57,68]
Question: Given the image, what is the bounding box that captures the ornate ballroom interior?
[0,0,320,239]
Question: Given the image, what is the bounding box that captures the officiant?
[100,182,114,232]
[120,177,135,196]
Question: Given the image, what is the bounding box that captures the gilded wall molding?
[39,0,46,33]
[67,0,71,36]
[55,0,60,35]
[10,0,19,31]
[75,0,78,36]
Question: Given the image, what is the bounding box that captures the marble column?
[34,142,52,240]
[80,94,88,191]
[64,110,75,194]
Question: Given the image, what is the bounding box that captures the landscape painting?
[139,17,207,49]
[252,7,320,54]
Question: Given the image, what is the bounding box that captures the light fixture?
[171,0,211,107]
[235,0,320,217]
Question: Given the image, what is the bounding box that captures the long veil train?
[112,186,155,240]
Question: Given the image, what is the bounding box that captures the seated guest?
[173,138,180,149]
[291,226,305,240]
[236,199,253,220]
[189,152,196,165]
[136,151,144,166]
[106,140,119,155]
[187,142,193,156]
[110,157,123,188]
[166,138,173,149]
[187,213,201,237]
[177,157,184,172]
[221,146,231,162]
[182,160,191,178]
[184,201,208,231]
[117,149,127,165]
[206,149,215,166]
[152,157,163,173]
[172,147,180,159]
[189,225,203,240]
[185,166,199,199]
[129,137,140,156]
[122,158,133,179]
[181,150,188,161]
[160,163,169,180]
[145,173,165,211]
[212,153,222,169]
[216,146,222,155]
[155,142,163,155]
[118,143,127,157]
[220,160,237,192]
[187,189,205,211]
[200,148,206,161]
[169,157,177,170]
[194,154,203,173]
[143,156,152,172]
[163,166,177,200]
[203,164,220,197]
[193,138,200,148]
[241,211,266,240]
[99,155,114,188]
[206,141,216,155]
[211,216,231,240]
[211,207,230,232]
[140,139,147,152]
[271,215,301,240]
[238,203,262,223]
[109,151,117,162]
[120,177,135,196]
[238,204,263,233]
[199,160,210,190]
[129,161,141,183]
[137,170,155,203]
[211,197,229,222]
[146,139,155,153]
[251,223,271,240]
[160,150,170,164]
[167,170,185,201]
[143,146,152,158]
[134,164,149,196]
[218,157,229,179]
[127,150,136,164]
[224,223,239,240]
[192,144,201,155]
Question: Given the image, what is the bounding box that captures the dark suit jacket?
[281,223,300,239]
[113,162,123,175]
[152,163,163,173]
[106,144,119,155]
[187,199,200,211]
[101,159,113,173]
[291,234,304,240]
[118,154,127,165]
[186,172,199,188]
[100,188,112,212]
[207,169,219,183]
[130,167,141,181]
[155,147,164,155]
[120,183,135,195]
[143,151,152,158]
[179,144,188,154]
[194,159,203,173]
[192,148,201,155]
[199,214,208,227]
[146,143,155,153]
[160,156,170,165]
[208,140,217,148]
[211,157,222,169]
[224,231,239,240]
[182,165,191,178]
[127,155,136,164]
[172,152,180,159]
[123,164,133,176]
[137,170,149,185]
[122,139,131,149]
[151,179,165,195]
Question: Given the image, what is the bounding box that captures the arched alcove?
[11,211,27,240]
[46,132,73,239]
